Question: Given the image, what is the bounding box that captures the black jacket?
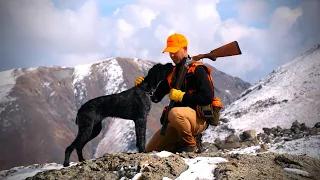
[151,61,214,111]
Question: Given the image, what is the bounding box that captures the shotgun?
[160,57,190,136]
[192,41,242,61]
[160,41,242,136]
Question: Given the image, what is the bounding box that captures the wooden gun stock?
[192,41,242,61]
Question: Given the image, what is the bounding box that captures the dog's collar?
[149,80,163,97]
[137,80,163,97]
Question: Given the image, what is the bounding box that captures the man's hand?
[134,76,144,86]
[169,89,185,102]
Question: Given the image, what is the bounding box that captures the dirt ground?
[213,152,320,180]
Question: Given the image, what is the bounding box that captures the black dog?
[63,62,174,167]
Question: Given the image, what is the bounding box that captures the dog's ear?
[164,63,174,73]
[164,63,174,69]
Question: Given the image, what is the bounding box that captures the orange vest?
[166,62,223,109]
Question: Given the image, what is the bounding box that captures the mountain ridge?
[0,57,250,170]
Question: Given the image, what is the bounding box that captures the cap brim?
[162,46,180,53]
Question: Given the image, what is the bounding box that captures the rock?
[283,137,293,141]
[282,129,292,136]
[240,130,257,141]
[26,153,188,180]
[202,142,219,153]
[292,120,300,128]
[239,141,254,148]
[220,117,229,123]
[274,154,303,167]
[226,134,240,143]
[252,137,259,146]
[276,126,282,133]
[256,144,268,153]
[270,127,278,135]
[314,122,320,128]
[257,133,271,143]
[310,128,318,136]
[274,137,283,143]
[300,123,309,131]
[215,137,222,145]
[216,142,241,150]
[263,127,271,135]
[293,134,304,139]
[261,143,268,150]
[291,127,300,134]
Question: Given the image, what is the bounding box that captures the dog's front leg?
[134,119,146,153]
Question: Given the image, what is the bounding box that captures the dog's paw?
[63,162,70,167]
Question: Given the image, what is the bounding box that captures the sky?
[0,0,319,84]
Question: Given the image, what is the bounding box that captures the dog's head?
[143,63,174,92]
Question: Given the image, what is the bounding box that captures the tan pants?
[146,107,207,153]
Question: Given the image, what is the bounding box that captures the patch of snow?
[26,67,37,71]
[43,82,50,87]
[162,177,172,180]
[283,168,310,177]
[226,145,261,155]
[94,118,137,157]
[97,58,127,94]
[0,69,23,103]
[131,173,142,180]
[132,58,155,76]
[0,162,77,180]
[202,125,233,144]
[73,63,93,85]
[269,135,320,159]
[154,151,173,158]
[50,92,55,97]
[221,135,320,159]
[43,82,52,90]
[174,157,228,180]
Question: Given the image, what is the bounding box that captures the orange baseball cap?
[162,33,188,53]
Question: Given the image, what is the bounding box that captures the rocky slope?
[0,57,250,171]
[1,120,319,180]
[202,44,320,143]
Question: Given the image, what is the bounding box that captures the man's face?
[169,47,188,64]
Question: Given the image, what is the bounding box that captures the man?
[135,33,216,153]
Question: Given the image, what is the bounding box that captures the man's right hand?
[134,76,144,86]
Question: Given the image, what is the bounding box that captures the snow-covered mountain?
[203,44,320,142]
[0,57,250,171]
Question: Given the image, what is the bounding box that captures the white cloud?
[0,0,319,84]
[237,0,269,23]
[269,6,302,38]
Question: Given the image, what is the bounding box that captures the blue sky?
[0,0,319,84]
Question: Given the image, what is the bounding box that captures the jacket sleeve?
[181,65,213,106]
[150,79,170,103]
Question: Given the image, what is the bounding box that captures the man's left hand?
[169,89,185,102]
